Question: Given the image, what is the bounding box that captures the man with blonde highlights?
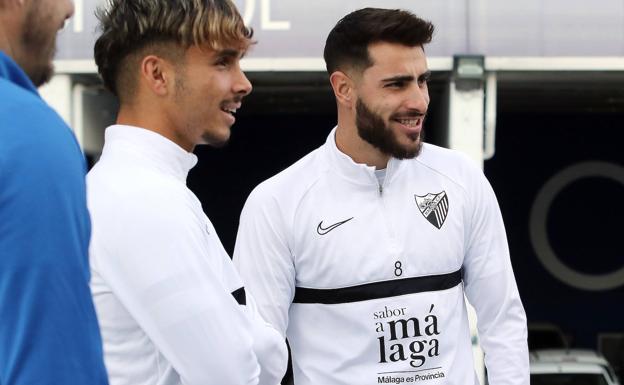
[88,1,287,384]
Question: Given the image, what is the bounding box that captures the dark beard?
[21,2,55,86]
[355,99,423,160]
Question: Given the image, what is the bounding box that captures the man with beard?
[0,0,109,384]
[87,1,286,384]
[234,8,529,385]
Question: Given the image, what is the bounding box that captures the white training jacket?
[234,128,529,385]
[88,125,287,385]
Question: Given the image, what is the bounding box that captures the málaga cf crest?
[414,191,449,229]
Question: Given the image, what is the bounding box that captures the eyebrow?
[216,49,244,59]
[420,70,432,81]
[381,70,432,83]
[381,75,413,83]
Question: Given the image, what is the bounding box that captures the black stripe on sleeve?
[231,287,246,305]
[293,269,462,304]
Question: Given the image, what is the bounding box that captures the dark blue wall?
[485,112,624,348]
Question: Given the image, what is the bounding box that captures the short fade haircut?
[323,8,434,75]
[94,0,253,99]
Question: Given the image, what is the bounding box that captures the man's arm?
[242,292,289,385]
[91,191,260,385]
[218,221,288,385]
[462,168,529,385]
[233,186,296,339]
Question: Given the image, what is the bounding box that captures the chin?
[398,143,423,159]
[201,130,231,148]
[387,137,422,160]
[29,63,54,87]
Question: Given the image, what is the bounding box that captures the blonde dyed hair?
[94,0,253,98]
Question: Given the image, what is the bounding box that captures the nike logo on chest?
[316,217,354,235]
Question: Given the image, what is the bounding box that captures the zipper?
[377,160,397,247]
[377,177,401,276]
[377,160,390,196]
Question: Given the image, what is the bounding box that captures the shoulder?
[0,77,39,106]
[87,167,199,261]
[0,79,58,125]
[88,159,188,223]
[0,79,78,155]
[416,143,483,176]
[245,146,326,211]
[412,143,487,193]
[0,82,85,188]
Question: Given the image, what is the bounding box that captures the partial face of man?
[21,0,74,86]
[169,44,252,150]
[354,42,430,159]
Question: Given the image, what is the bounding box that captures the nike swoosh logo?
[317,217,354,235]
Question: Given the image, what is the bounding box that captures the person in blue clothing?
[0,0,108,384]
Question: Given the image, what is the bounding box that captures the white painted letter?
[261,0,290,30]
[73,0,84,33]
[237,0,256,26]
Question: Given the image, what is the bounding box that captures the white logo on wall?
[529,161,624,291]
[235,0,291,30]
[67,0,290,35]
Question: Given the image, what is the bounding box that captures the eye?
[384,81,406,89]
[418,73,431,87]
[214,56,232,68]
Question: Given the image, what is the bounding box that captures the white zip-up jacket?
[88,125,287,385]
[234,128,529,385]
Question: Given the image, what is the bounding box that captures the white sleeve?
[242,292,288,385]
[91,195,260,385]
[233,187,296,338]
[462,169,530,385]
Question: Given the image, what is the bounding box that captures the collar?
[323,126,402,188]
[0,50,39,96]
[102,125,198,183]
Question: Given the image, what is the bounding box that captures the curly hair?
[94,0,253,99]
[324,8,434,75]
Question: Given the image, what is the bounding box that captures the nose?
[234,68,252,97]
[406,84,429,113]
[66,0,76,20]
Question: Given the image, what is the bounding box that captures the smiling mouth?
[220,103,240,117]
[393,118,422,127]
[221,107,237,116]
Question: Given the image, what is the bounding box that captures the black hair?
[324,8,434,74]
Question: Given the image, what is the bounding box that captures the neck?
[335,113,390,169]
[0,13,18,61]
[117,103,194,153]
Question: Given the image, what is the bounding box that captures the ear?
[0,0,26,10]
[329,70,355,109]
[139,55,175,97]
[0,0,25,14]
[0,0,28,49]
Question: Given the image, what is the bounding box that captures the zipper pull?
[379,184,383,195]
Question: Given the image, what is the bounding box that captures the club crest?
[414,191,449,229]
